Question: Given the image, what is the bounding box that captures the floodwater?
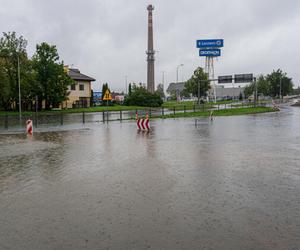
[0,106,299,250]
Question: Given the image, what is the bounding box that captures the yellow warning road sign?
[103,89,112,101]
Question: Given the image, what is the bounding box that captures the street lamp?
[161,71,165,99]
[125,75,128,94]
[279,76,282,100]
[176,64,184,84]
[176,64,184,101]
[17,54,21,123]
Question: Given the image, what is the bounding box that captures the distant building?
[111,92,124,104]
[166,81,245,100]
[166,82,186,94]
[215,86,245,100]
[63,66,95,108]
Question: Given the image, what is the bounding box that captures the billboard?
[93,91,102,104]
[199,49,221,57]
[196,39,224,48]
[218,75,233,84]
[234,74,253,83]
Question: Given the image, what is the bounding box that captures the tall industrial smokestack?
[146,4,155,93]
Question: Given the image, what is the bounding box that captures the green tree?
[128,83,132,95]
[101,83,113,105]
[101,83,108,98]
[256,75,270,96]
[266,69,293,98]
[239,92,243,100]
[183,67,209,98]
[90,89,94,107]
[0,58,10,109]
[0,31,29,110]
[244,83,254,98]
[155,83,165,98]
[124,86,163,107]
[32,42,72,110]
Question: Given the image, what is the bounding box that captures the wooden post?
[83,111,85,124]
[120,110,122,121]
[173,106,175,115]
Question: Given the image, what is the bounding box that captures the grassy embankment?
[0,100,272,117]
[153,107,276,119]
[162,99,240,110]
[0,105,144,117]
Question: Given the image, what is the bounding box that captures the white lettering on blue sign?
[199,49,221,57]
[196,39,224,48]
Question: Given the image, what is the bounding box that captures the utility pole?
[125,75,128,94]
[162,71,165,97]
[254,77,257,107]
[176,64,184,101]
[279,77,282,100]
[17,54,21,124]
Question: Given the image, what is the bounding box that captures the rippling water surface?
[0,106,299,249]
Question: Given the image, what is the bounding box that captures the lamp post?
[176,64,184,84]
[279,77,282,100]
[125,75,128,95]
[176,64,184,101]
[17,54,21,123]
[161,71,165,98]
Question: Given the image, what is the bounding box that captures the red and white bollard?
[136,112,150,131]
[26,119,33,135]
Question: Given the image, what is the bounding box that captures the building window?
[71,84,76,90]
[79,84,84,91]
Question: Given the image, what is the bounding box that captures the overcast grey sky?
[1,0,300,91]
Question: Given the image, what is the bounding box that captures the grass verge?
[0,105,145,117]
[153,107,276,119]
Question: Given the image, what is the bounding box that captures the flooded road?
[0,106,299,249]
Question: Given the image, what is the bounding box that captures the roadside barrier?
[136,112,150,131]
[26,119,33,135]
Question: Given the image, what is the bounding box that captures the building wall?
[62,81,91,108]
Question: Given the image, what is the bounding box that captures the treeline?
[0,32,73,111]
[124,83,163,107]
[244,69,293,98]
[166,67,295,100]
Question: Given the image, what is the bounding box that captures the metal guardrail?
[0,101,276,130]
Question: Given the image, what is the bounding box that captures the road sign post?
[196,39,224,103]
[103,89,112,101]
[103,89,112,123]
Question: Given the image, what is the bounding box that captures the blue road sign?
[199,49,221,57]
[196,39,224,48]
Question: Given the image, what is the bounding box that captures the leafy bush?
[124,86,163,107]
